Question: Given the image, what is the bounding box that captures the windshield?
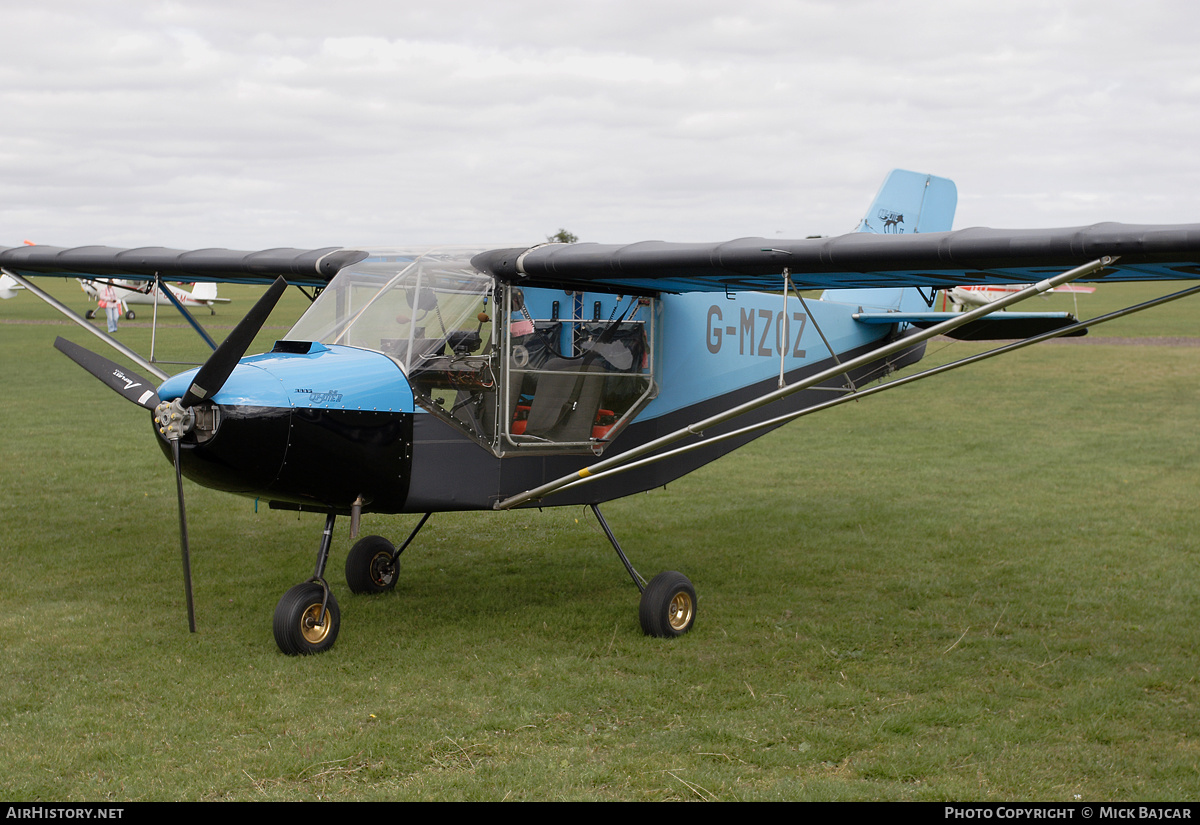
[286,246,657,456]
[287,247,494,374]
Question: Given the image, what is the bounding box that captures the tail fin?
[854,169,957,234]
[190,282,219,301]
[0,273,23,300]
[824,170,957,311]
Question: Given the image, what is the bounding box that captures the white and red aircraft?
[0,271,229,319]
[77,278,230,320]
[943,283,1096,311]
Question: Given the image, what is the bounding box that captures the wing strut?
[154,274,218,357]
[2,268,168,381]
[787,269,856,393]
[494,256,1115,510]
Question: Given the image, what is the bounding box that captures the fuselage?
[154,248,923,514]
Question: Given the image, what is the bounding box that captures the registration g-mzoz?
[706,305,808,358]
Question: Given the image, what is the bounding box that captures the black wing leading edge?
[0,245,369,287]
[8,222,1200,294]
[472,223,1200,294]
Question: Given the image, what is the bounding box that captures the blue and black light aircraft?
[5,170,1200,654]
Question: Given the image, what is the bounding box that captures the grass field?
[1,279,1197,801]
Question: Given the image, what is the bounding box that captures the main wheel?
[638,571,697,637]
[124,309,135,320]
[273,583,340,655]
[345,535,399,594]
[85,309,96,320]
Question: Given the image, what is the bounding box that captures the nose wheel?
[274,512,343,655]
[273,582,340,655]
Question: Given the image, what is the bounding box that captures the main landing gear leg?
[273,513,341,655]
[590,504,697,638]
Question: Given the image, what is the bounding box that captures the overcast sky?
[3,1,1199,251]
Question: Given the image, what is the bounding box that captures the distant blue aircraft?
[4,170,1199,654]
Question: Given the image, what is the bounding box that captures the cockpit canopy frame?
[286,247,658,456]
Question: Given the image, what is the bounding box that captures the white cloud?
[2,0,1199,249]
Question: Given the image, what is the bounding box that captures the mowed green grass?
[0,280,1197,801]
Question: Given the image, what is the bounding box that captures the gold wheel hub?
[299,603,332,644]
[667,591,694,631]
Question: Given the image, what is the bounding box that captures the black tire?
[85,309,95,320]
[638,571,697,637]
[124,309,135,320]
[345,535,398,594]
[273,583,340,655]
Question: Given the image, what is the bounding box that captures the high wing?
[0,245,369,287]
[473,223,1200,293]
[7,222,1200,294]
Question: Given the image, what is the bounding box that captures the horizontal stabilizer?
[852,311,1087,340]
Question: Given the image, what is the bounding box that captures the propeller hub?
[154,399,196,441]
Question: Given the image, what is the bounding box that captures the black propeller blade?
[172,437,196,633]
[181,276,288,407]
[53,337,161,410]
[54,276,290,635]
[165,276,289,632]
[51,337,193,627]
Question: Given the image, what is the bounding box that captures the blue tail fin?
[824,170,957,311]
[854,169,957,234]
